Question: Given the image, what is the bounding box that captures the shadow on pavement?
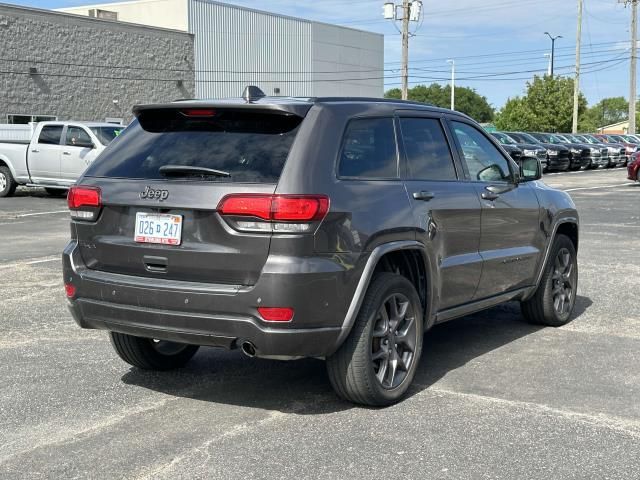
[121,297,592,413]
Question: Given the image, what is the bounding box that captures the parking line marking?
[15,210,68,218]
[564,183,635,192]
[24,257,59,265]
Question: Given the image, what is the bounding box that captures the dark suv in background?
[529,132,591,171]
[506,132,571,172]
[63,93,579,406]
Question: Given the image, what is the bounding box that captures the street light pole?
[544,32,563,77]
[447,59,455,110]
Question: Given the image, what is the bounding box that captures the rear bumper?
[63,240,362,358]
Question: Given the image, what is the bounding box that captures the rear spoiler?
[133,101,313,119]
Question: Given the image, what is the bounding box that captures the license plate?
[134,213,183,245]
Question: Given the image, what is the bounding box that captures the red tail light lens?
[218,194,329,233]
[272,196,329,221]
[67,186,102,221]
[258,307,294,322]
[181,109,216,117]
[64,283,76,299]
[68,186,101,209]
[218,195,272,220]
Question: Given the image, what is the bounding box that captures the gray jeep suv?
[63,93,579,406]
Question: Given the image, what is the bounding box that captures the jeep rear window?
[83,109,302,183]
[338,118,398,179]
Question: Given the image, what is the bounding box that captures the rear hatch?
[72,104,308,285]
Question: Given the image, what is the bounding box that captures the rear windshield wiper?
[159,165,231,178]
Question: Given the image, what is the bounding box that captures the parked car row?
[490,130,640,173]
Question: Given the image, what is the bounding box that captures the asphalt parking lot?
[1,168,639,479]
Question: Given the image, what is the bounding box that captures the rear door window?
[84,109,303,183]
[338,117,398,179]
[399,118,457,181]
[38,125,63,145]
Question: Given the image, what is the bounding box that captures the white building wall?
[57,0,384,99]
[189,0,313,99]
[311,23,384,97]
[58,0,188,31]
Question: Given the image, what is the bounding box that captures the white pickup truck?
[0,121,123,197]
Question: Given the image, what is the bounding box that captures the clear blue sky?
[2,0,635,110]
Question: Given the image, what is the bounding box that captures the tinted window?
[85,110,302,183]
[66,127,93,147]
[400,118,456,181]
[338,118,398,178]
[38,125,63,145]
[90,126,124,145]
[451,121,512,182]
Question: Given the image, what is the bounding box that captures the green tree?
[495,75,587,132]
[384,83,494,122]
[580,96,628,131]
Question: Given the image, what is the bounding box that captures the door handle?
[481,184,512,201]
[62,151,71,156]
[413,191,435,201]
[481,191,500,201]
[31,149,39,153]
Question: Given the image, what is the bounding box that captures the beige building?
[57,0,385,99]
[597,120,631,134]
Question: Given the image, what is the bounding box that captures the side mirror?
[477,164,506,182]
[518,156,542,181]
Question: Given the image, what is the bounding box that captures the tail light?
[258,307,294,322]
[218,194,329,233]
[64,283,76,299]
[67,186,102,221]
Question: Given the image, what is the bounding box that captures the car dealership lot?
[1,169,639,479]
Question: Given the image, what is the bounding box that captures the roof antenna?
[242,85,266,103]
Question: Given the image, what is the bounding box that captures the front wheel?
[327,273,424,406]
[109,332,199,370]
[521,234,578,327]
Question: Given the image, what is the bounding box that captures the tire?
[109,332,199,370]
[327,273,424,407]
[521,234,578,327]
[0,165,17,198]
[44,187,67,197]
[569,165,582,171]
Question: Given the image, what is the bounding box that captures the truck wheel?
[44,187,67,197]
[521,234,578,327]
[327,273,423,406]
[109,332,199,370]
[0,166,17,197]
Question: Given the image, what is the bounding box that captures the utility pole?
[544,53,552,76]
[544,32,562,77]
[447,59,455,110]
[401,0,410,100]
[383,1,423,100]
[572,0,583,133]
[630,0,638,134]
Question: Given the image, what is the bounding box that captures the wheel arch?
[0,156,18,180]
[524,217,579,301]
[333,241,433,351]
